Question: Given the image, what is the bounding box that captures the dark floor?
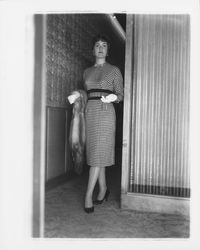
[45,165,190,238]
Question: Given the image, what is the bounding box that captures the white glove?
[101,94,117,103]
[67,91,80,104]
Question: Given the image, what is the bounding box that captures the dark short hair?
[92,34,111,51]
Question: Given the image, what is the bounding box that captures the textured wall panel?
[46,14,91,108]
[130,15,190,197]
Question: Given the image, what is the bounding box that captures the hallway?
[45,166,189,238]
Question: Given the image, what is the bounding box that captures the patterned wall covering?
[129,15,190,197]
[46,14,125,108]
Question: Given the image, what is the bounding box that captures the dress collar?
[94,62,106,67]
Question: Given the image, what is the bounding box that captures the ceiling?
[115,13,126,32]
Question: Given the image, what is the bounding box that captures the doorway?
[33,13,126,237]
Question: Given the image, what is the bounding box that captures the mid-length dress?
[83,62,123,168]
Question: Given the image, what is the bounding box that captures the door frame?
[32,14,47,237]
[121,14,134,195]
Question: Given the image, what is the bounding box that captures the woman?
[83,34,124,213]
[68,34,123,213]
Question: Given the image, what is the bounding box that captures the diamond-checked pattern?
[84,63,123,167]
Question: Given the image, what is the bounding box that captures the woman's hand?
[67,91,80,104]
[101,94,117,103]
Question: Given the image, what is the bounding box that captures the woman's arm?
[112,67,124,103]
[101,67,124,104]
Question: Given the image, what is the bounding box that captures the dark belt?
[87,89,113,101]
[88,96,102,100]
[87,89,113,94]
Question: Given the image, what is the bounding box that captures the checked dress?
[83,62,123,168]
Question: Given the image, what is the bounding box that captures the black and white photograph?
[34,13,191,238]
[0,0,200,249]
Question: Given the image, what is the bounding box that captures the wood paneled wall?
[129,15,190,197]
[45,107,72,181]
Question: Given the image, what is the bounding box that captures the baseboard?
[121,192,190,217]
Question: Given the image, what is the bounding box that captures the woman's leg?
[85,166,101,208]
[97,167,107,200]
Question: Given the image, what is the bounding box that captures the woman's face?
[93,40,108,59]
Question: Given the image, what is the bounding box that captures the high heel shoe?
[93,189,110,205]
[84,206,94,213]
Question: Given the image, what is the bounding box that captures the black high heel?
[84,206,94,213]
[93,189,110,205]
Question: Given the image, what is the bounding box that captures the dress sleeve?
[113,67,124,103]
[83,69,87,91]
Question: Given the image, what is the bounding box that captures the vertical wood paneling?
[130,15,190,197]
[46,107,67,181]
